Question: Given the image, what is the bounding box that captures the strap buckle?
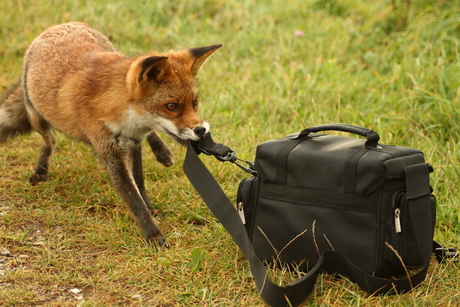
[190,132,257,175]
[434,246,458,263]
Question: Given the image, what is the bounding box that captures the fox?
[0,22,222,246]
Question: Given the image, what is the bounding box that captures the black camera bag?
[237,124,435,277]
[184,124,453,307]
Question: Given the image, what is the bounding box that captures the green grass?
[1,0,459,305]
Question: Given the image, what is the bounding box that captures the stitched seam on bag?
[275,139,304,185]
[258,183,378,213]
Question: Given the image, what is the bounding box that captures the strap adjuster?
[434,247,458,263]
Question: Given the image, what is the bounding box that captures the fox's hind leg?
[25,105,57,185]
[146,132,174,167]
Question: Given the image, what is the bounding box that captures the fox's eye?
[166,103,177,111]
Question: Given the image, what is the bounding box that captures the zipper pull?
[237,202,246,224]
[395,208,402,233]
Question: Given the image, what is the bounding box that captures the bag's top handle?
[298,124,380,147]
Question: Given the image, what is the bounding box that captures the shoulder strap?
[183,142,434,306]
[184,143,322,307]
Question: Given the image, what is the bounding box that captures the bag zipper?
[392,191,405,234]
[237,202,246,224]
[394,208,402,233]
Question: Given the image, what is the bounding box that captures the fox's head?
[125,44,222,146]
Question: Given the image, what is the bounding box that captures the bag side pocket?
[387,191,436,270]
[237,176,257,237]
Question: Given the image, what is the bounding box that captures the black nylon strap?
[405,164,434,264]
[321,251,430,295]
[183,142,433,306]
[405,164,431,199]
[184,142,321,307]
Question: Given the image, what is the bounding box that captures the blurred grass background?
[1,0,459,305]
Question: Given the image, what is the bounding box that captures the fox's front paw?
[146,132,174,167]
[29,173,49,186]
[154,147,174,167]
[147,234,170,249]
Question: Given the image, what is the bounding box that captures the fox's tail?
[0,83,32,143]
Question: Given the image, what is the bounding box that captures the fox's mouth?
[161,125,207,148]
[176,137,189,147]
[166,131,191,147]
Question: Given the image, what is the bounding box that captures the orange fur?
[1,22,222,246]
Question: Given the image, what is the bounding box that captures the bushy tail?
[0,83,32,143]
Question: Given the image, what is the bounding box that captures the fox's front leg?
[97,138,167,246]
[146,131,174,167]
[131,141,160,215]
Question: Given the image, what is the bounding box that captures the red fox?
[0,22,222,246]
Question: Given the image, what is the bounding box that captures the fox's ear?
[189,44,222,75]
[138,56,172,84]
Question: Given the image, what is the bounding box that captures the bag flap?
[254,133,425,196]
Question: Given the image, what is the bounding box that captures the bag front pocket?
[251,183,379,273]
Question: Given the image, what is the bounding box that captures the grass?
[1,0,459,305]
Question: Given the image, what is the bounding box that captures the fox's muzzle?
[193,126,207,137]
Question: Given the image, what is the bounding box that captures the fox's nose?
[193,126,207,137]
